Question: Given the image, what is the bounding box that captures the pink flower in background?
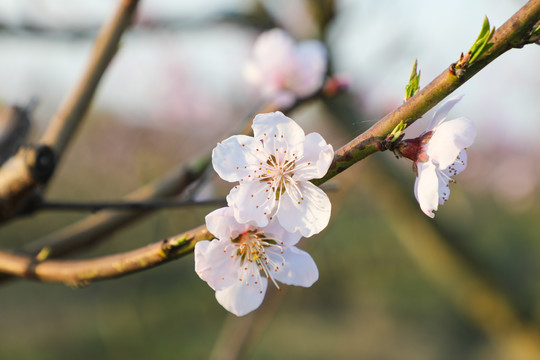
[399,95,476,217]
[195,207,318,317]
[244,28,327,107]
[212,111,333,237]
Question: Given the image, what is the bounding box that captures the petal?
[293,132,334,181]
[291,40,327,97]
[277,181,331,237]
[243,60,262,87]
[252,112,305,156]
[194,240,237,291]
[427,117,476,169]
[260,217,303,247]
[414,161,440,218]
[427,94,464,131]
[272,246,319,287]
[212,135,266,183]
[437,168,452,206]
[252,29,296,72]
[444,149,468,177]
[227,181,276,228]
[215,278,268,317]
[271,91,296,109]
[205,207,250,241]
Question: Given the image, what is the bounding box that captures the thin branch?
[0,225,211,286]
[0,0,139,224]
[39,0,140,155]
[15,91,325,259]
[35,198,227,212]
[20,154,212,258]
[313,0,540,186]
[1,1,538,284]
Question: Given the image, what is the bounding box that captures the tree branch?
[0,0,140,224]
[40,0,139,155]
[0,225,211,286]
[1,0,538,284]
[313,0,540,186]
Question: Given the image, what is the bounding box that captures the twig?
[20,154,211,258]
[313,0,540,186]
[0,225,211,286]
[40,0,140,155]
[15,89,325,258]
[0,0,139,224]
[36,198,227,212]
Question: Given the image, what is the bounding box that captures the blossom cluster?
[193,28,477,317]
[196,111,334,316]
[397,95,476,217]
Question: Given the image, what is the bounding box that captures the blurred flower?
[212,111,333,237]
[244,28,327,108]
[398,95,476,217]
[195,207,318,317]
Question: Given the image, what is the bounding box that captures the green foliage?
[404,59,421,101]
[468,16,495,64]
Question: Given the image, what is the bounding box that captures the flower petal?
[227,181,276,228]
[445,149,468,177]
[212,135,266,183]
[277,181,331,237]
[215,278,268,317]
[252,112,305,156]
[260,217,303,246]
[205,207,251,241]
[414,161,440,218]
[292,40,328,97]
[427,94,464,131]
[251,29,296,74]
[194,240,237,291]
[427,117,476,169]
[272,246,318,287]
[293,132,334,181]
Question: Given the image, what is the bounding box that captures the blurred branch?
[0,102,33,165]
[313,0,540,186]
[0,0,139,225]
[40,0,139,155]
[11,89,328,258]
[360,159,540,360]
[0,225,211,286]
[32,198,227,212]
[20,154,212,258]
[0,6,276,39]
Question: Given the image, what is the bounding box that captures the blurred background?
[0,0,539,359]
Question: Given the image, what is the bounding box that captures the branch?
[313,0,540,186]
[39,0,139,155]
[0,225,211,286]
[33,198,227,212]
[0,0,139,224]
[14,92,325,259]
[1,1,538,284]
[20,154,211,258]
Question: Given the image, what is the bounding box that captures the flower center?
[260,154,296,200]
[232,231,285,290]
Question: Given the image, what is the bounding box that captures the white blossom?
[244,28,327,107]
[212,111,333,237]
[195,207,318,317]
[413,95,477,217]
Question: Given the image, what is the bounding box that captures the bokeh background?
[0,1,539,359]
